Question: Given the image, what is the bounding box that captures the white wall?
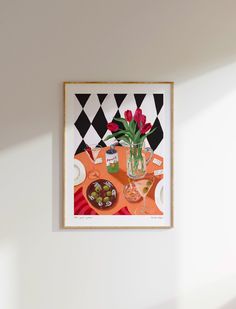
[1,1,236,308]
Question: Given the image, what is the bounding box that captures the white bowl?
[74,159,86,185]
[155,178,164,212]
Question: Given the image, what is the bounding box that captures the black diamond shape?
[112,110,125,131]
[74,110,91,138]
[92,107,108,138]
[97,140,106,148]
[75,94,90,108]
[75,140,87,155]
[134,94,146,108]
[97,94,107,104]
[114,94,127,107]
[153,94,163,115]
[147,117,163,151]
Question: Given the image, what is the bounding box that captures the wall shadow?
[220,298,236,309]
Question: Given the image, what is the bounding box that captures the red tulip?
[136,112,146,129]
[124,110,132,122]
[107,122,119,132]
[138,114,146,128]
[140,114,146,124]
[134,108,143,123]
[140,123,152,134]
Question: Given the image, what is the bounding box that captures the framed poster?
[64,82,174,228]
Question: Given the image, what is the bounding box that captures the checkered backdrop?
[74,93,164,156]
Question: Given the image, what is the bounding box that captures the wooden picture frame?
[64,82,174,228]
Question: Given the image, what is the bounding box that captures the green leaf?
[134,130,141,142]
[124,131,133,139]
[139,135,146,144]
[117,135,130,145]
[146,127,157,137]
[129,120,137,135]
[104,128,135,141]
[104,130,126,141]
[113,118,129,130]
[129,120,134,132]
[104,134,113,141]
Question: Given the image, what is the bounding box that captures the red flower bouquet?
[105,108,156,179]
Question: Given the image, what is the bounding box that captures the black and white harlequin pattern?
[74,93,164,155]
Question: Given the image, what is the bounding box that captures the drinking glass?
[85,144,102,179]
[134,175,154,215]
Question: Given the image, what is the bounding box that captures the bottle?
[106,145,119,173]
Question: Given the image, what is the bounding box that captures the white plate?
[155,178,164,212]
[74,159,86,185]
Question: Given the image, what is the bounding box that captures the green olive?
[103,197,110,203]
[106,191,112,197]
[91,191,98,197]
[96,197,103,203]
[95,186,101,193]
[103,185,109,191]
[143,187,149,194]
[146,180,152,186]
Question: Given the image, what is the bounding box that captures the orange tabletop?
[74,146,163,215]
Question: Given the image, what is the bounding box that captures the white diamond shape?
[83,125,101,146]
[101,94,118,123]
[143,139,151,149]
[118,94,137,118]
[156,139,164,157]
[140,94,157,126]
[157,102,165,135]
[83,94,101,122]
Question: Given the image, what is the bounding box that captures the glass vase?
[126,141,153,179]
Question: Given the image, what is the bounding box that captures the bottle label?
[106,152,119,173]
